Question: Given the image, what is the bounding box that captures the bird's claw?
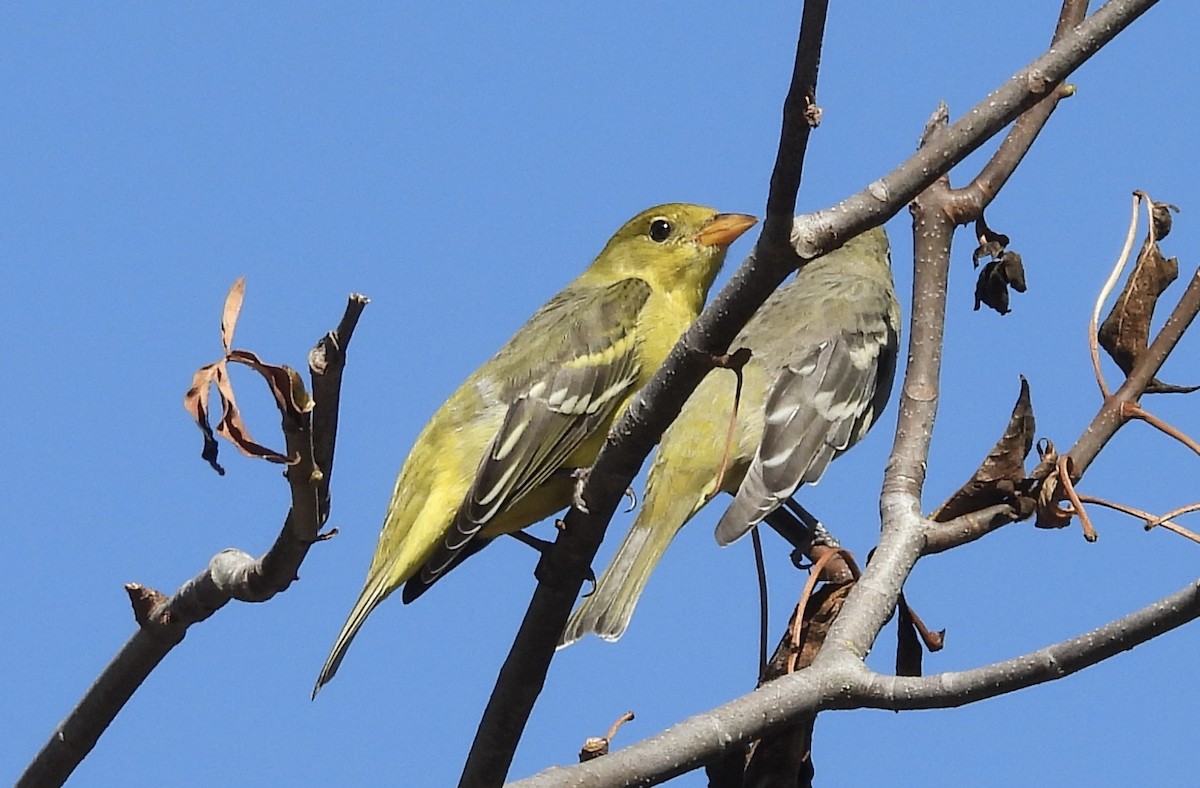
[571,467,592,513]
[622,486,637,513]
[789,548,813,570]
[580,566,598,597]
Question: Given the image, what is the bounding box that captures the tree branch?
[855,579,1200,709]
[1070,265,1200,474]
[513,577,1200,787]
[922,504,1024,554]
[17,294,367,788]
[817,0,1089,666]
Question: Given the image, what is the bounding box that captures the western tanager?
[560,225,898,646]
[315,204,756,693]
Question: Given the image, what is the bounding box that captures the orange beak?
[693,212,758,248]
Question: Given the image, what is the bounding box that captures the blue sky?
[4,3,1199,786]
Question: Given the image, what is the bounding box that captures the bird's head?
[585,203,757,306]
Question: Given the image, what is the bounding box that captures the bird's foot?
[570,467,591,513]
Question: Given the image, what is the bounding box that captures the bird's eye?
[648,218,672,243]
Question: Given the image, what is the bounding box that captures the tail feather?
[559,466,709,647]
[313,572,392,698]
[559,525,657,647]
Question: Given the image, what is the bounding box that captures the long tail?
[313,572,392,698]
[559,465,709,647]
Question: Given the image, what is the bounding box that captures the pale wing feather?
[417,279,648,584]
[715,326,888,546]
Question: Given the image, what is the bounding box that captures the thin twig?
[708,348,752,501]
[787,549,860,674]
[752,528,770,680]
[1056,454,1098,542]
[1091,191,1145,397]
[1144,503,1200,533]
[1077,495,1200,543]
[1122,402,1200,458]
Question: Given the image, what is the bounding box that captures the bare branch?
[513,579,1200,787]
[857,580,1200,709]
[17,294,367,788]
[922,504,1024,554]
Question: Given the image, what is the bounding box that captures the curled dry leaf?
[183,279,310,473]
[222,276,247,354]
[974,251,1026,314]
[184,363,227,475]
[932,376,1037,522]
[972,215,1027,315]
[1098,200,1197,394]
[745,581,853,788]
[896,595,923,678]
[228,350,314,420]
[1035,454,1076,530]
[896,593,945,678]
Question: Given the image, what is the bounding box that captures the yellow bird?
[315,204,756,693]
[560,226,898,646]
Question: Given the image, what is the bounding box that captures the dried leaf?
[971,216,1026,314]
[228,349,314,420]
[896,594,945,678]
[747,581,853,788]
[221,277,246,354]
[933,377,1036,521]
[183,278,306,471]
[896,595,923,677]
[213,364,293,465]
[1098,201,1196,393]
[182,362,227,475]
[974,251,1026,314]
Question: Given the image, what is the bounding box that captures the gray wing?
[715,320,897,546]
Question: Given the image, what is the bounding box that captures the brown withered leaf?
[222,276,246,354]
[184,278,309,473]
[746,581,854,788]
[933,377,1036,522]
[971,215,1026,315]
[228,350,314,421]
[183,362,227,474]
[1098,201,1197,394]
[212,361,293,465]
[896,592,945,678]
[974,251,1026,314]
[896,595,923,677]
[1035,450,1078,531]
